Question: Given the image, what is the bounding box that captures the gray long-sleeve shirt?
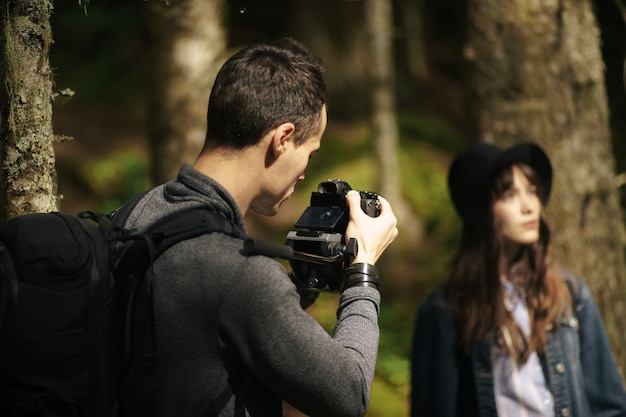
[120,164,381,417]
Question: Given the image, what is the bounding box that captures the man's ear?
[270,122,296,156]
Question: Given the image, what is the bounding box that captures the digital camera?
[285,179,380,293]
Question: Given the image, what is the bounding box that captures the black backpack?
[0,198,247,417]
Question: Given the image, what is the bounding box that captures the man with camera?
[119,37,398,417]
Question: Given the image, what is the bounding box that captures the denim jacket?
[410,274,626,417]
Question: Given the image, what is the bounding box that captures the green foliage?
[51,2,145,104]
[81,150,149,212]
[368,374,409,417]
[400,141,455,234]
[305,294,339,335]
[398,111,466,155]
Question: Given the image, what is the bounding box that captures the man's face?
[251,107,327,216]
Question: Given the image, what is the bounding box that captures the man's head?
[203,38,328,152]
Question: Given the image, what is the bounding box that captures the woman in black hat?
[410,142,626,417]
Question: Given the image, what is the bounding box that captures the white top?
[492,280,555,417]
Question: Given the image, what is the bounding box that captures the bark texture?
[144,0,226,185]
[365,0,422,247]
[465,0,626,375]
[365,0,401,203]
[0,0,58,219]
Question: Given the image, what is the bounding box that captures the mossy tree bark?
[465,0,626,376]
[0,0,58,219]
[143,0,226,186]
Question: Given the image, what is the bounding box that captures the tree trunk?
[0,0,58,219]
[143,0,226,185]
[365,0,422,247]
[400,0,428,82]
[290,0,371,120]
[465,0,626,376]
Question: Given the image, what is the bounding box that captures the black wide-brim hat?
[447,142,553,225]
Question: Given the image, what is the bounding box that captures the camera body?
[285,179,380,293]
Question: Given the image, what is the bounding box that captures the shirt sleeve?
[219,254,381,417]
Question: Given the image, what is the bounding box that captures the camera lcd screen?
[294,206,346,231]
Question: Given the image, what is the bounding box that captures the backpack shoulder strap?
[115,207,249,415]
[110,190,150,227]
[114,207,247,277]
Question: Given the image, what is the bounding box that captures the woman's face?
[492,165,542,256]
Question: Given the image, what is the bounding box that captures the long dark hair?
[444,163,571,364]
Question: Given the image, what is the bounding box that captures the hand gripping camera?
[285,179,381,293]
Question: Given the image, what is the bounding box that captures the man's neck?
[193,148,263,215]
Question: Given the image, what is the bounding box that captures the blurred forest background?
[1,0,625,416]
